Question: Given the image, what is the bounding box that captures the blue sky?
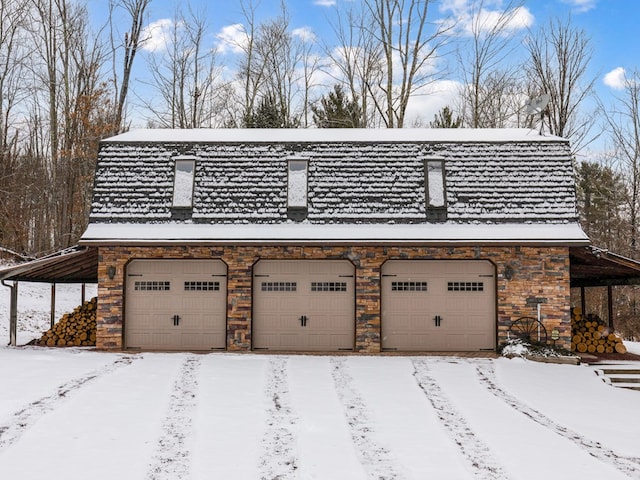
[89,0,640,143]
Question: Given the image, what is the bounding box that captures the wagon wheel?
[508,316,548,344]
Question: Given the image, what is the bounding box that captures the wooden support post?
[608,285,614,332]
[81,283,86,303]
[580,286,586,317]
[50,283,56,329]
[9,281,18,347]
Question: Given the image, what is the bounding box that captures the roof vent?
[172,156,196,219]
[424,156,447,222]
[287,157,309,221]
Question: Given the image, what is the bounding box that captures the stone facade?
[96,244,571,352]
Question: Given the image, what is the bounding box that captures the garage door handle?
[299,315,308,327]
[434,315,442,327]
[172,315,181,326]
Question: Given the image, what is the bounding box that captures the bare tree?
[601,69,640,255]
[231,0,266,127]
[232,1,314,128]
[25,0,114,251]
[525,16,596,151]
[457,0,526,127]
[109,0,151,133]
[0,0,31,251]
[143,7,223,128]
[363,0,452,128]
[324,2,382,127]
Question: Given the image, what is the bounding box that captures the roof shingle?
[89,129,579,225]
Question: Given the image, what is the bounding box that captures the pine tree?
[242,93,299,128]
[429,106,462,128]
[311,84,362,128]
[576,161,627,253]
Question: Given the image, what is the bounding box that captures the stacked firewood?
[571,307,627,354]
[37,297,97,347]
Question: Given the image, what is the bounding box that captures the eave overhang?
[79,222,590,247]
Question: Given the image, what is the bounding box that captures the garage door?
[381,260,495,351]
[253,260,355,351]
[125,259,227,350]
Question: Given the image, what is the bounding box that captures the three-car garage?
[123,258,496,352]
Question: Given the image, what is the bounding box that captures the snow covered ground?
[1,281,640,479]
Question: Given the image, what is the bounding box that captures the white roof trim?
[103,128,566,144]
[80,222,589,246]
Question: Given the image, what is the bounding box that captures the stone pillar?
[352,247,383,353]
[224,249,254,350]
[96,247,128,349]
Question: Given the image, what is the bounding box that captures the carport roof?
[570,246,640,287]
[2,244,640,289]
[0,246,98,284]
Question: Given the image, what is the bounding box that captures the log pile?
[37,297,97,347]
[570,307,627,354]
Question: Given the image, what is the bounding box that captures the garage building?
[79,129,589,352]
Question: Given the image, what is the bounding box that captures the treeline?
[0,0,639,269]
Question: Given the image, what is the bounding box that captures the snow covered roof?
[80,223,589,245]
[85,128,584,242]
[103,128,566,144]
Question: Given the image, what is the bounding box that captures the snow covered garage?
[79,128,589,352]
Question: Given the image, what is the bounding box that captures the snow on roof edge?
[102,128,567,144]
[80,222,589,245]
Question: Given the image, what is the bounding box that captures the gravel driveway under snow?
[1,349,640,479]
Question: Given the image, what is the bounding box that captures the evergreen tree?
[242,93,299,128]
[429,106,462,128]
[576,161,627,253]
[311,84,362,128]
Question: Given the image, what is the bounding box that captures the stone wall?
[96,244,571,352]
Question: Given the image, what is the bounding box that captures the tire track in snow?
[475,362,640,479]
[259,356,299,480]
[330,357,404,479]
[0,354,138,451]
[146,354,201,480]
[411,359,510,480]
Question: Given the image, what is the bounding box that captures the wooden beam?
[50,284,56,329]
[608,285,615,331]
[9,281,18,347]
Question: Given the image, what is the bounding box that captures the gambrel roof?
[81,128,589,245]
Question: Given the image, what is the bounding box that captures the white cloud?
[404,80,464,127]
[141,18,173,52]
[561,0,597,13]
[292,26,316,42]
[603,67,627,90]
[216,23,248,54]
[472,6,534,34]
[440,1,534,36]
[502,6,534,30]
[314,0,337,6]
